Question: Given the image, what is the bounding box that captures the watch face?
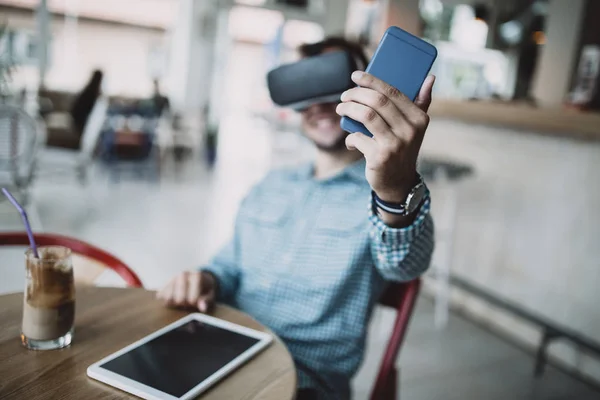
[406,183,426,214]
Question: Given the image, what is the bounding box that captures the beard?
[311,132,349,153]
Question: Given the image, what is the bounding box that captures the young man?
[158,37,435,400]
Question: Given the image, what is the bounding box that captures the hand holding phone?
[335,27,437,223]
[340,26,437,137]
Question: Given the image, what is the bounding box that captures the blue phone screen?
[341,29,436,137]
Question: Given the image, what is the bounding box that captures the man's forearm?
[369,198,434,281]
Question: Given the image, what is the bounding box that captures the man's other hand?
[157,271,216,313]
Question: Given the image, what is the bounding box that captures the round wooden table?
[0,287,297,399]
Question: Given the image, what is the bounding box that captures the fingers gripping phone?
[340,26,438,137]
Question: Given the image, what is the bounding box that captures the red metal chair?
[370,279,421,400]
[0,232,143,288]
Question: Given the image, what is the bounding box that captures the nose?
[305,102,336,115]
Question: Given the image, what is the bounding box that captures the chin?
[310,131,349,152]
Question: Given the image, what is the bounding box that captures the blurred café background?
[0,0,599,399]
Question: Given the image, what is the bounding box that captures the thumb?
[415,75,435,112]
[197,291,215,313]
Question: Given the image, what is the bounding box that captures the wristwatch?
[372,174,427,216]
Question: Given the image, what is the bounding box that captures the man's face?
[299,46,348,153]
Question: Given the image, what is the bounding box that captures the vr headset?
[266,50,358,111]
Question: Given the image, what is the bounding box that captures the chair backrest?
[0,232,143,288]
[370,279,421,400]
[0,105,39,187]
[80,96,108,159]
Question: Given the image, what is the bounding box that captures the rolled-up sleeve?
[369,196,435,281]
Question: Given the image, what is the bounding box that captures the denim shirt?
[203,158,434,399]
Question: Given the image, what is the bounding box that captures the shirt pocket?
[314,206,367,237]
[297,204,368,292]
[314,186,369,237]
[238,196,291,228]
[237,195,292,275]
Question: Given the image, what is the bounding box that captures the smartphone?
[340,26,437,137]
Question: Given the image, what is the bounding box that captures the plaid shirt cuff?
[368,194,431,247]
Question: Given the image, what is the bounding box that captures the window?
[1,29,43,66]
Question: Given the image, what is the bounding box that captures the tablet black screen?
[100,320,260,397]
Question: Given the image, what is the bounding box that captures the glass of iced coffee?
[22,246,76,350]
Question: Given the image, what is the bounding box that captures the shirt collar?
[295,157,366,183]
[295,162,314,180]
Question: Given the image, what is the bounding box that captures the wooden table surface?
[0,287,297,400]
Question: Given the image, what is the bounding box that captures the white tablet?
[87,313,273,400]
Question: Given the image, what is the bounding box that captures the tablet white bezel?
[87,312,273,400]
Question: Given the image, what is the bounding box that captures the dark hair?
[298,36,369,70]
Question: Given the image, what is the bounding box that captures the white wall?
[6,9,166,97]
[532,0,586,107]
[423,118,600,383]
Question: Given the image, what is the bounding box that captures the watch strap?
[372,191,408,215]
[371,175,427,216]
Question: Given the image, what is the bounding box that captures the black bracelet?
[371,191,408,215]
